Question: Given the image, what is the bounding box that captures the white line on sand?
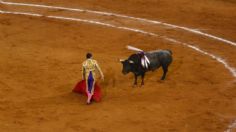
[0,10,42,16]
[0,9,235,79]
[1,0,236,46]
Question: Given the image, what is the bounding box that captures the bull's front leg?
[141,73,145,86]
[134,74,138,86]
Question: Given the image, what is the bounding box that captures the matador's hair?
[86,53,92,59]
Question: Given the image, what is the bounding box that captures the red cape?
[73,80,102,102]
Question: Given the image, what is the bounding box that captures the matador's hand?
[101,75,104,81]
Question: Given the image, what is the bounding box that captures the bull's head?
[120,59,134,75]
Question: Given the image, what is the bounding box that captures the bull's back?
[146,50,172,70]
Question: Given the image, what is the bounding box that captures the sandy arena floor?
[0,0,236,132]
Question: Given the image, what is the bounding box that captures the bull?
[120,50,173,86]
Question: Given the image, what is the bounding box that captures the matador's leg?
[86,71,95,104]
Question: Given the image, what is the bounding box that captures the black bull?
[120,50,173,85]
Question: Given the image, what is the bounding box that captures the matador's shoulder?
[82,60,87,66]
[92,59,97,64]
[83,59,97,66]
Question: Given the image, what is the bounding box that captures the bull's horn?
[119,59,125,62]
[129,60,134,63]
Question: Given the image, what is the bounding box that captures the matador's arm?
[82,65,86,80]
[95,61,104,80]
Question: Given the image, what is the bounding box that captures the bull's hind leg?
[161,65,168,80]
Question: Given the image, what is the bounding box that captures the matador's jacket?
[82,59,103,94]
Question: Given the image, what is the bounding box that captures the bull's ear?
[129,60,134,64]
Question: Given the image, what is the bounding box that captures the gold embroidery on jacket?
[83,59,97,79]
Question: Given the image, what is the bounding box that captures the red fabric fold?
[73,80,102,102]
